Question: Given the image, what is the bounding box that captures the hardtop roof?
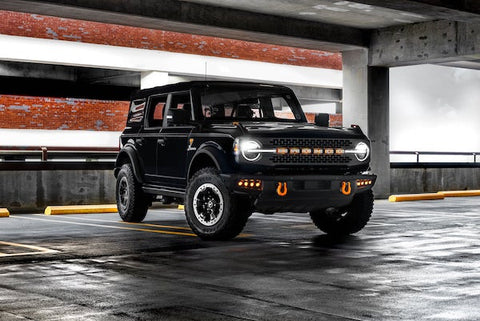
[131,81,292,100]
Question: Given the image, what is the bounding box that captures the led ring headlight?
[241,140,262,162]
[353,142,369,161]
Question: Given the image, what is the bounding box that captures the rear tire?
[185,167,249,240]
[116,164,149,222]
[310,190,374,236]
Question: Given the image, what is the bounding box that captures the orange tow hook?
[276,182,287,197]
[341,181,352,195]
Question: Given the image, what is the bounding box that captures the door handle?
[157,138,166,146]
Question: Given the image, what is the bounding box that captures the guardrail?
[0,146,119,170]
[1,147,478,170]
[390,151,479,168]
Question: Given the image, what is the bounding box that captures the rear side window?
[166,92,192,126]
[147,95,168,128]
[127,99,146,124]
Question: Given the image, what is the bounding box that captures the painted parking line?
[11,215,197,237]
[0,240,58,257]
[48,215,253,238]
[45,214,193,231]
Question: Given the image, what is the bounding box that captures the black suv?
[114,81,376,240]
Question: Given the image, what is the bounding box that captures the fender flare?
[115,145,143,183]
[188,144,233,179]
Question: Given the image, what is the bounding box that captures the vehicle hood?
[230,122,367,140]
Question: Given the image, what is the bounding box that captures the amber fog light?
[237,179,263,190]
[356,179,373,187]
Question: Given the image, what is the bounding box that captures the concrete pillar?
[342,49,368,131]
[140,71,191,89]
[368,67,390,199]
[342,49,390,198]
[335,102,342,114]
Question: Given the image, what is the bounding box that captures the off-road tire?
[310,190,374,236]
[185,167,249,240]
[116,164,149,222]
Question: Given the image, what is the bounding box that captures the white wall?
[0,129,121,148]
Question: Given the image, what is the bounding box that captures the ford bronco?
[114,81,376,240]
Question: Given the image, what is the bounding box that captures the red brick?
[0,10,341,70]
[0,95,129,131]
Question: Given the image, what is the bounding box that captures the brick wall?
[0,95,129,131]
[305,113,343,127]
[0,10,341,70]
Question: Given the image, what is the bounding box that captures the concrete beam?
[0,35,342,89]
[370,20,480,66]
[288,85,342,103]
[0,0,367,52]
[0,61,140,87]
[349,0,480,22]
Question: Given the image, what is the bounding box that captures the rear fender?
[115,144,143,183]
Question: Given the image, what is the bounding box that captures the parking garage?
[1,1,480,320]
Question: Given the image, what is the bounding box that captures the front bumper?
[221,173,376,213]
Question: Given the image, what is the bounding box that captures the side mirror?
[314,113,329,127]
[166,109,188,125]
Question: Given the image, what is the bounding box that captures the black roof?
[131,81,292,100]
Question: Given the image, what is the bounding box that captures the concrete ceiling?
[184,0,432,29]
[2,0,480,67]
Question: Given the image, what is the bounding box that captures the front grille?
[268,138,354,164]
[270,138,353,149]
[270,154,351,164]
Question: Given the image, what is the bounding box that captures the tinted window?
[147,95,167,128]
[166,92,192,126]
[199,86,304,122]
[127,99,146,124]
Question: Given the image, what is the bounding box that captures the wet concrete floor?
[0,198,479,320]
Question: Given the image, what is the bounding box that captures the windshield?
[199,85,305,122]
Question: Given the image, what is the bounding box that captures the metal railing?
[0,146,119,170]
[390,151,479,168]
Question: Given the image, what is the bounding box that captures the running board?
[142,186,185,198]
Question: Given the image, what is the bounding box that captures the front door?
[156,91,194,189]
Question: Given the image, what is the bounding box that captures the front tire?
[185,167,249,240]
[116,164,149,222]
[310,190,374,236]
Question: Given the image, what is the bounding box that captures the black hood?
[208,121,366,140]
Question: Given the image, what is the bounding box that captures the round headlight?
[241,140,262,162]
[354,142,370,161]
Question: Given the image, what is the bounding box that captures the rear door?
[138,94,168,184]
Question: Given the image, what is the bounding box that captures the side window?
[166,92,192,126]
[147,95,167,128]
[127,99,146,124]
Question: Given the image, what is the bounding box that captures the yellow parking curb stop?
[0,208,9,217]
[438,190,480,197]
[178,205,185,210]
[45,204,118,215]
[388,193,445,202]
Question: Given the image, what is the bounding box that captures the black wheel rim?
[118,176,129,211]
[192,183,224,226]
